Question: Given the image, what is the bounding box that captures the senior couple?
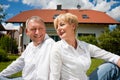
[0,13,120,80]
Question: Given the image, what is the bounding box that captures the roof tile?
[7,9,120,24]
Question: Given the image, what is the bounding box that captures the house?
[0,22,20,44]
[5,5,120,52]
[0,23,6,37]
[0,23,20,53]
[0,23,6,31]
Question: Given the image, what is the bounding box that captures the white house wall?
[77,24,108,37]
[23,31,30,45]
[46,24,56,35]
[23,26,30,50]
[46,23,108,37]
[21,23,108,50]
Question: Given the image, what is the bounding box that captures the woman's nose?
[57,26,61,30]
[56,27,60,32]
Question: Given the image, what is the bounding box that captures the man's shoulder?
[45,38,55,44]
[45,34,55,43]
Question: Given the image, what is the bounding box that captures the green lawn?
[0,54,104,77]
[0,54,22,78]
[87,58,104,75]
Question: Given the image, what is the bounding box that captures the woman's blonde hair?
[54,13,78,30]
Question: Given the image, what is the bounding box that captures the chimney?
[57,4,62,10]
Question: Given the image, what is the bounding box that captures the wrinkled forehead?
[28,19,45,27]
[29,19,44,24]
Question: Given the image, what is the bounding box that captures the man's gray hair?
[26,16,45,29]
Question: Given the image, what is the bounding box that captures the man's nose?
[35,29,40,34]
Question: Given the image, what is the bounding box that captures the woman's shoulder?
[53,40,62,47]
[78,40,89,45]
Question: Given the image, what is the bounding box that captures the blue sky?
[1,0,34,20]
[0,0,120,21]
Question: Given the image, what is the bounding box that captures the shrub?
[78,35,98,46]
[0,35,18,54]
[98,27,120,55]
[0,48,9,61]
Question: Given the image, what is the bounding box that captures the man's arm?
[0,55,24,77]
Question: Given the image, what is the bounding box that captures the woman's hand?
[117,59,120,68]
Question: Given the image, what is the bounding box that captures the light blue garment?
[0,77,23,80]
[89,62,120,80]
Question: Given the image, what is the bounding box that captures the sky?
[0,0,120,30]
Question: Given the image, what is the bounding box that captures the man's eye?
[39,28,44,30]
[30,28,36,31]
[30,28,44,31]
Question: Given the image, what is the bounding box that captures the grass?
[0,54,22,78]
[87,58,104,75]
[0,54,105,77]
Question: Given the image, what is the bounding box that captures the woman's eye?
[60,23,65,26]
[55,27,58,30]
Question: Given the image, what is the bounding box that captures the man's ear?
[25,29,28,35]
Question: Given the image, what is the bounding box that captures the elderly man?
[0,16,55,80]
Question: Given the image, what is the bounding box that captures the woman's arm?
[88,43,120,64]
[50,43,62,80]
[117,59,120,67]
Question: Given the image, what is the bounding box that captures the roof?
[6,9,120,24]
[0,23,6,31]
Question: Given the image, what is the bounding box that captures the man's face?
[26,20,46,46]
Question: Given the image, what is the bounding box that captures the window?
[78,33,95,37]
[53,14,59,19]
[50,35,60,41]
[82,14,89,19]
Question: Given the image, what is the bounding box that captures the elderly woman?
[50,13,120,80]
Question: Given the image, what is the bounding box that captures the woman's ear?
[72,24,76,30]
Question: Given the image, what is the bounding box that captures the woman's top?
[50,39,120,80]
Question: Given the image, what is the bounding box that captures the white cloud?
[109,24,117,30]
[107,6,120,21]
[2,23,20,31]
[78,0,93,9]
[92,0,117,12]
[0,4,10,10]
[22,0,51,8]
[21,0,120,21]
[22,0,93,9]
[92,1,111,12]
[46,0,93,9]
[45,0,56,9]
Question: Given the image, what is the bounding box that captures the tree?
[78,35,98,46]
[0,35,18,54]
[0,4,6,21]
[98,26,120,55]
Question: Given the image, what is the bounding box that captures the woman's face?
[56,20,75,40]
